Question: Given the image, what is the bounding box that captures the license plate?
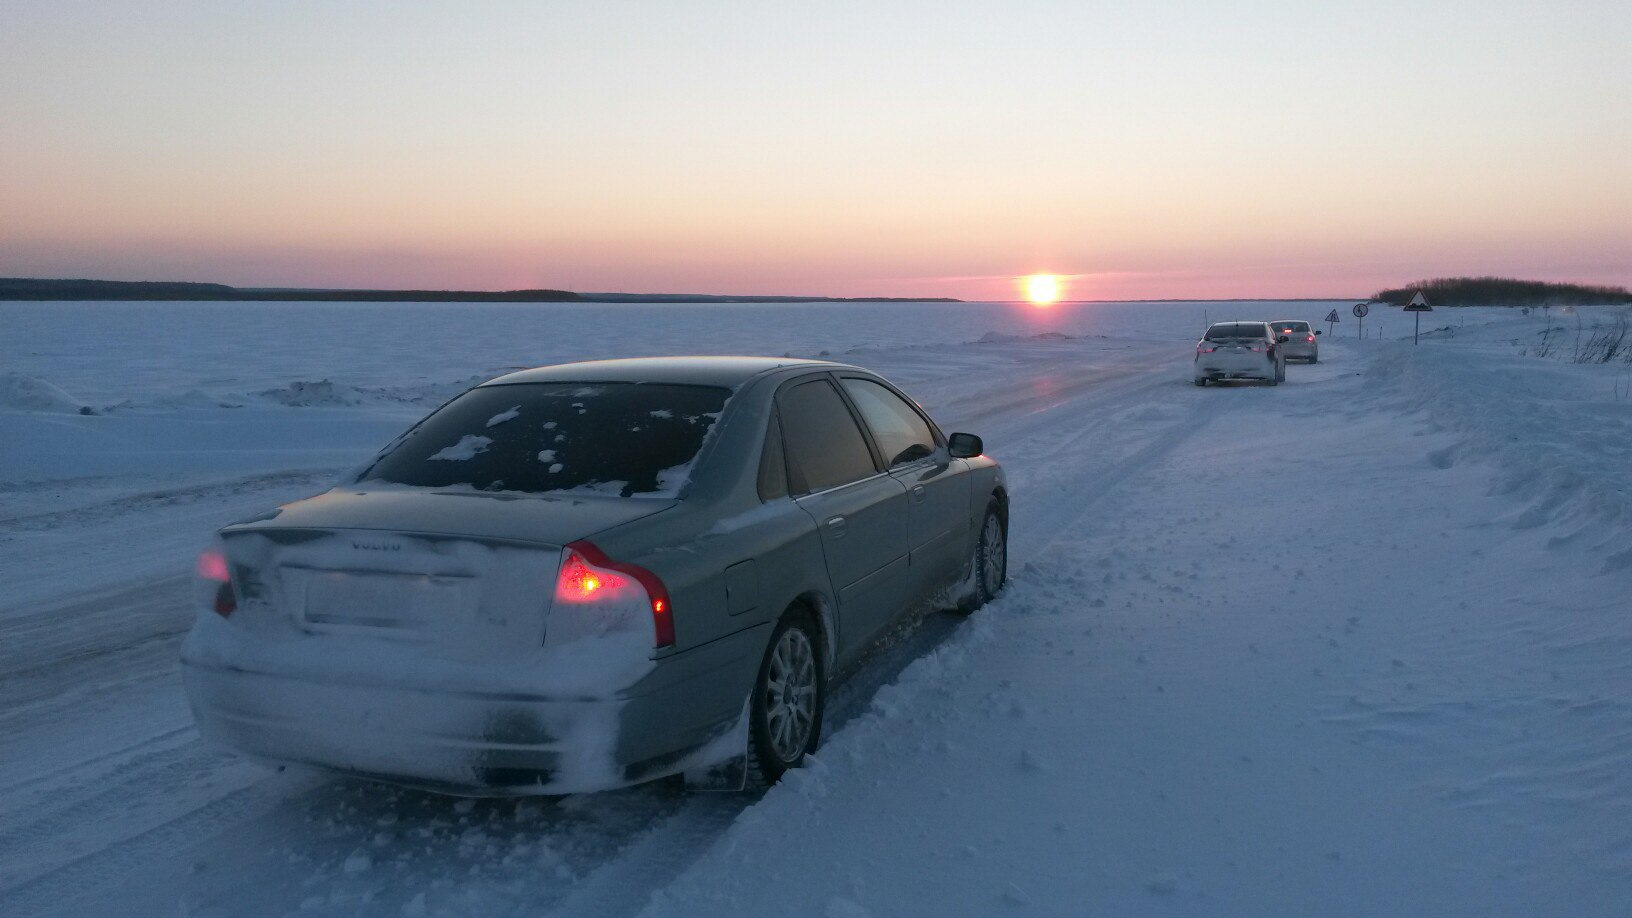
[295,569,470,633]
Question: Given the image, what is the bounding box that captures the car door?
[777,376,911,664]
[838,375,970,599]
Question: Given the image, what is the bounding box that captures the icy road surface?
[3,301,1630,916]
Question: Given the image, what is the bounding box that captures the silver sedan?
[1270,320,1321,363]
[183,357,1007,794]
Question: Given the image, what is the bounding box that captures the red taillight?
[1306,335,1315,342]
[1197,344,1216,353]
[556,540,674,648]
[1251,346,1266,353]
[556,552,626,600]
[196,547,237,617]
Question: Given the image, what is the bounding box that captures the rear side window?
[841,377,936,467]
[758,410,789,500]
[1205,324,1268,340]
[361,382,730,497]
[779,379,878,493]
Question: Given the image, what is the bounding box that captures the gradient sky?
[2,1,1628,300]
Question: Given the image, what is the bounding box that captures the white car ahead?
[1194,322,1286,386]
[1270,320,1320,363]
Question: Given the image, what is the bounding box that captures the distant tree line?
[0,277,960,304]
[0,278,582,302]
[1373,277,1632,308]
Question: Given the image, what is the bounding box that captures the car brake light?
[196,546,237,617]
[1197,344,1216,353]
[1306,335,1315,342]
[1251,346,1266,353]
[556,540,674,648]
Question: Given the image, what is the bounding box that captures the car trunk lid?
[215,488,675,662]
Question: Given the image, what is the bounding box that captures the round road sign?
[1352,302,1370,318]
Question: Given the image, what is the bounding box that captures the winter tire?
[747,608,824,788]
[959,503,1007,614]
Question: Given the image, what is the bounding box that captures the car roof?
[1269,319,1310,325]
[482,356,858,388]
[1207,321,1270,330]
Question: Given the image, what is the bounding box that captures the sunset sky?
[2,1,1628,300]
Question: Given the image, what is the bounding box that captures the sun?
[1024,274,1063,306]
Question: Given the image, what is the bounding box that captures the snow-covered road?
[3,302,1629,915]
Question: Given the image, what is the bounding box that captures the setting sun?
[1024,274,1063,306]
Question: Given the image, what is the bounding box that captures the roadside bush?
[1575,312,1631,364]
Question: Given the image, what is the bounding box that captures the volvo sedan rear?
[183,357,1008,795]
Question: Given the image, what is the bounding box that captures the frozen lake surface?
[3,299,1630,916]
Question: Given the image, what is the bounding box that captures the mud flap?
[683,698,750,792]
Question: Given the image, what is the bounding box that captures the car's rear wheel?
[747,609,824,788]
[960,503,1007,613]
[1194,377,1207,387]
[1309,354,1319,364]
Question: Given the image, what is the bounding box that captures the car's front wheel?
[960,503,1007,613]
[748,609,824,787]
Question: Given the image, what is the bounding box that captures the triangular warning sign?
[1404,291,1432,311]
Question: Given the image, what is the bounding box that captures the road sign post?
[1326,307,1340,336]
[1403,291,1433,344]
[1352,302,1369,338]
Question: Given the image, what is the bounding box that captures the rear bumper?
[182,627,764,795]
[1194,359,1276,381]
[1282,343,1317,359]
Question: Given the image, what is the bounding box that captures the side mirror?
[1277,335,1290,343]
[1314,330,1322,335]
[948,432,984,459]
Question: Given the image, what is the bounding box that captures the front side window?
[779,379,877,493]
[841,377,936,467]
[361,382,730,497]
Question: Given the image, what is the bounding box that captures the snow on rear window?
[361,382,732,497]
[486,406,521,427]
[427,435,492,461]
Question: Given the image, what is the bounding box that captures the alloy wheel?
[763,627,818,762]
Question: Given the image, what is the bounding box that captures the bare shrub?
[1574,313,1631,364]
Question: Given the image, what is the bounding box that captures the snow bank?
[0,372,92,413]
[1370,342,1632,570]
[973,330,1078,344]
[252,374,497,410]
[257,378,369,407]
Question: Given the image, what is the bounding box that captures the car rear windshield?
[360,382,731,497]
[1274,322,1310,332]
[1205,324,1267,340]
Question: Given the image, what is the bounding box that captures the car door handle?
[911,485,926,503]
[825,515,847,537]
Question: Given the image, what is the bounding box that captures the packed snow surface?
[3,299,1630,916]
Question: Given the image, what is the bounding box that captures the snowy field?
[3,299,1631,916]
